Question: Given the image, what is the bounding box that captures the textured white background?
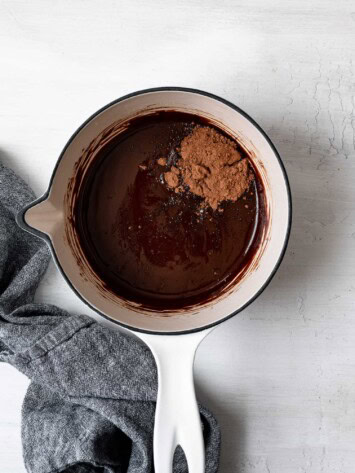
[1,1,355,472]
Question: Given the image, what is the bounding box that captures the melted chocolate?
[74,112,266,310]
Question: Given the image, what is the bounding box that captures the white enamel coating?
[136,328,213,473]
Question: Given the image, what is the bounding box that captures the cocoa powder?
[163,125,253,209]
[164,170,179,188]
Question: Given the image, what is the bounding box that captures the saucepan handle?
[137,328,213,473]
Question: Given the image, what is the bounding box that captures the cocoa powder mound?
[163,125,253,209]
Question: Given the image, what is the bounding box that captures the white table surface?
[1,1,355,472]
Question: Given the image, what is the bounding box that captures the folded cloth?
[0,162,220,473]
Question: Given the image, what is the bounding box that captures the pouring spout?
[16,197,63,241]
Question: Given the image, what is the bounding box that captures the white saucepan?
[17,87,291,473]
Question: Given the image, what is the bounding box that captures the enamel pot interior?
[21,88,291,334]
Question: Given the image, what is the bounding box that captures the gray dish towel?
[0,162,220,473]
